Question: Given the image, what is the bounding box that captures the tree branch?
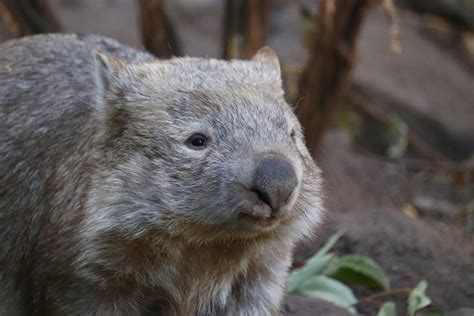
[296,0,374,152]
[138,0,181,58]
[0,0,61,37]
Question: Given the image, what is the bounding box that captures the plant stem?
[357,287,412,305]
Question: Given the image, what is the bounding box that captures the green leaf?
[297,275,357,313]
[408,280,432,316]
[377,302,397,316]
[415,311,443,316]
[386,114,408,159]
[312,232,343,259]
[286,253,334,293]
[286,232,343,294]
[325,255,390,290]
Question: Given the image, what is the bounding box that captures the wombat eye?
[186,133,208,150]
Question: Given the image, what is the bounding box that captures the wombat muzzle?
[250,154,298,213]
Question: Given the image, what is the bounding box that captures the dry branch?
[346,93,449,163]
[0,0,60,37]
[0,0,23,37]
[222,0,243,59]
[243,0,267,58]
[138,0,181,58]
[381,0,401,53]
[296,0,374,152]
[223,0,267,59]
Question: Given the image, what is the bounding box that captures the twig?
[346,93,450,164]
[357,287,412,305]
[381,0,401,54]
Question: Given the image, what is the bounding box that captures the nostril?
[283,190,294,204]
[251,188,272,208]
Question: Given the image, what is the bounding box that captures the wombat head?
[87,48,323,243]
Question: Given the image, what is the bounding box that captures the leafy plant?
[377,302,397,316]
[286,232,389,313]
[297,275,358,313]
[376,280,437,316]
[326,255,390,290]
[285,253,334,294]
[375,280,435,316]
[408,281,432,315]
[286,232,434,315]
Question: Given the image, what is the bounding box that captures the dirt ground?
[1,0,473,314]
[296,130,474,314]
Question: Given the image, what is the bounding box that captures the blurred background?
[0,0,473,315]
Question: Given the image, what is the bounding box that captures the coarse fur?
[0,34,323,315]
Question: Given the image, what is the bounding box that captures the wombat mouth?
[237,212,281,228]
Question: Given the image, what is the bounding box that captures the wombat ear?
[93,51,125,94]
[252,47,281,74]
[93,52,129,145]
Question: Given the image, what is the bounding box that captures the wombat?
[0,34,323,315]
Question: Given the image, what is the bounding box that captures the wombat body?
[0,34,323,315]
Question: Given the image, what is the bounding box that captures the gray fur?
[0,34,323,315]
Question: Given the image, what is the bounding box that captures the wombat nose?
[251,154,298,211]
